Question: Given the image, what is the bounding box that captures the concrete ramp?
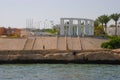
[33,37,57,50]
[88,38,108,49]
[33,37,44,50]
[24,38,35,50]
[72,37,81,50]
[0,37,108,51]
[66,37,81,50]
[61,37,81,50]
[80,37,107,50]
[44,37,57,50]
[57,37,66,50]
[66,37,72,50]
[0,38,26,50]
[80,38,95,50]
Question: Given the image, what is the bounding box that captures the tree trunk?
[101,23,105,34]
[102,23,103,27]
[105,24,107,34]
[115,21,117,36]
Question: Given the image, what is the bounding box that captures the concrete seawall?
[0,38,27,50]
[0,37,108,50]
[0,37,115,64]
[0,50,120,64]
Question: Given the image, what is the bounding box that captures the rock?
[0,50,120,64]
[75,53,85,60]
[18,54,44,60]
[0,54,20,61]
[85,52,119,61]
[44,53,74,61]
[112,49,120,53]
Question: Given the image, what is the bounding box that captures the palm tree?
[97,15,110,34]
[110,13,120,36]
[94,19,100,27]
[102,15,110,33]
[97,16,104,27]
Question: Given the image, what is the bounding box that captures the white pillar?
[89,21,92,35]
[60,19,65,35]
[84,20,86,35]
[77,19,81,36]
[68,19,73,36]
[84,20,88,36]
[91,20,94,36]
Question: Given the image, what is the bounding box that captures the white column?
[84,20,88,36]
[68,19,73,36]
[89,21,92,35]
[90,20,94,36]
[60,19,65,35]
[77,19,81,36]
[92,20,94,36]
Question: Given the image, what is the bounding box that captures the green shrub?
[101,42,108,48]
[101,37,120,49]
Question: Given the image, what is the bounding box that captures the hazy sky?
[0,0,120,28]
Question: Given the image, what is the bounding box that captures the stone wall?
[0,50,120,64]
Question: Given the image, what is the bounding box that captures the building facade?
[0,27,6,35]
[107,27,120,36]
[107,22,120,36]
[0,27,21,36]
[60,18,94,36]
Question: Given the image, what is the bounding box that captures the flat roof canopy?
[60,18,94,21]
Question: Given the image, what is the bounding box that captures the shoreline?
[0,50,120,64]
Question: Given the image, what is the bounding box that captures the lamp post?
[43,19,47,50]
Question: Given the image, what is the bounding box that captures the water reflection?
[0,64,120,80]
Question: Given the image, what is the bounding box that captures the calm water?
[0,64,120,80]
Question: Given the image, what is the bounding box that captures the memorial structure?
[60,18,94,36]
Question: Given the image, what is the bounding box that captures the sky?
[0,0,120,28]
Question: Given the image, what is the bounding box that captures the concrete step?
[24,38,35,50]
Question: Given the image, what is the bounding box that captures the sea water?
[0,64,120,80]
